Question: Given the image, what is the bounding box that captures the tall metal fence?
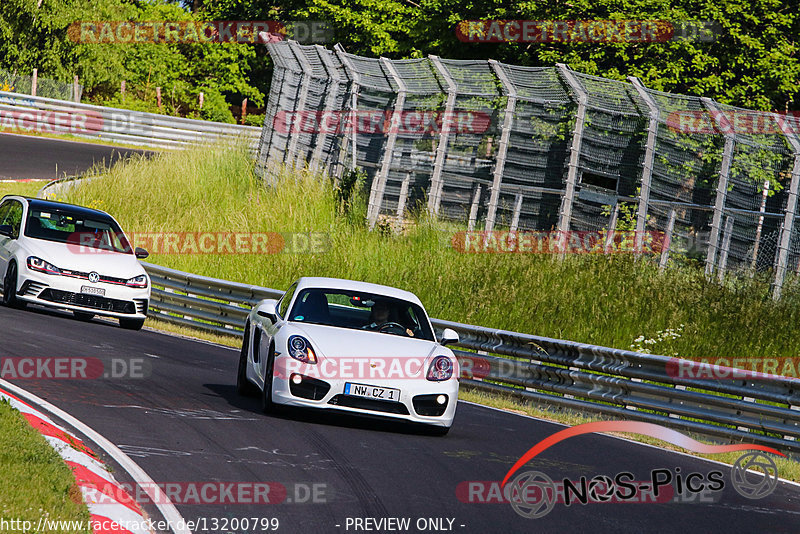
[0,68,82,101]
[255,41,800,298]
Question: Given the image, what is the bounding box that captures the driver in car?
[364,300,414,337]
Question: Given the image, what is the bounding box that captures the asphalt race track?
[0,133,152,180]
[2,304,799,534]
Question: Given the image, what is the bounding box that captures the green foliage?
[0,0,262,120]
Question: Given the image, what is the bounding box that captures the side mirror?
[0,225,13,238]
[440,328,459,346]
[134,247,149,259]
[255,299,278,323]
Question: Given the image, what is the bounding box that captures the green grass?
[0,180,49,198]
[0,399,91,532]
[62,141,800,364]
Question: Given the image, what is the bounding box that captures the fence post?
[702,98,735,275]
[427,55,457,216]
[396,170,412,221]
[604,203,620,254]
[367,58,406,228]
[311,45,343,175]
[156,87,162,109]
[659,208,677,272]
[73,75,80,102]
[485,60,517,233]
[287,41,313,168]
[334,44,360,172]
[751,180,770,272]
[510,194,523,232]
[773,121,800,299]
[717,215,735,281]
[556,64,588,258]
[629,77,659,256]
[468,185,482,231]
[31,68,37,97]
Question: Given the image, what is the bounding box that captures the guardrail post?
[717,215,734,281]
[556,64,587,258]
[659,208,677,272]
[367,58,407,228]
[311,45,343,175]
[427,55,457,216]
[485,60,517,233]
[702,97,735,275]
[773,121,800,299]
[334,44,360,173]
[287,41,314,169]
[629,77,659,256]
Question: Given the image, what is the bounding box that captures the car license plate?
[344,382,400,402]
[80,285,105,296]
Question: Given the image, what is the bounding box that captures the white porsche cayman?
[237,277,460,435]
[0,196,150,330]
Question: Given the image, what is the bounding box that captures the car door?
[0,200,20,276]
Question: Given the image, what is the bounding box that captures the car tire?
[73,311,95,322]
[119,318,145,331]
[261,343,276,413]
[237,323,258,397]
[3,262,25,309]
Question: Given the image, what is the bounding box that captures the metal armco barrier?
[143,262,800,454]
[0,90,261,150]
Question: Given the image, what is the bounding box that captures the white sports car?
[237,277,460,435]
[0,196,151,330]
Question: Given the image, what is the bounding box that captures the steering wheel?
[378,321,408,335]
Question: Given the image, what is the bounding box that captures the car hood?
[23,237,145,278]
[289,322,444,375]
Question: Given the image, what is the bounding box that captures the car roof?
[293,277,424,306]
[22,197,113,219]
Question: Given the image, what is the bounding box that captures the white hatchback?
[0,196,150,330]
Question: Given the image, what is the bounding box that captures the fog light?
[292,374,303,385]
[436,395,446,405]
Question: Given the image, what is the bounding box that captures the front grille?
[289,375,330,400]
[19,280,48,297]
[328,394,409,415]
[38,288,136,314]
[134,298,148,315]
[412,394,448,416]
[60,270,128,285]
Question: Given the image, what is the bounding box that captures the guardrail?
[0,90,261,150]
[143,261,800,454]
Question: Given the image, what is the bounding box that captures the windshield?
[288,288,435,341]
[24,207,132,254]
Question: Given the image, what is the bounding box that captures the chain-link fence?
[256,40,800,299]
[0,69,82,101]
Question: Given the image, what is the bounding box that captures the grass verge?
[62,141,800,364]
[0,399,91,532]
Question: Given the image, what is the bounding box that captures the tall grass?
[64,142,800,363]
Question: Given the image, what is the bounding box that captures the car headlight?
[125,274,148,288]
[288,335,317,364]
[27,256,61,275]
[427,355,454,381]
